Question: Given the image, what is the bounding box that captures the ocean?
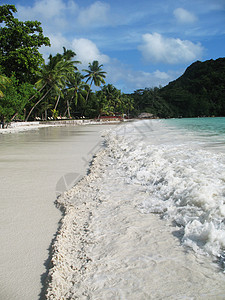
[46,118,225,299]
[107,117,225,261]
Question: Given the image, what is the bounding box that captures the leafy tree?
[0,4,50,83]
[130,87,172,118]
[96,84,134,118]
[83,92,101,119]
[0,73,11,97]
[25,49,79,121]
[51,108,58,120]
[0,75,34,127]
[51,48,80,113]
[67,72,88,106]
[83,60,107,110]
[63,72,88,118]
[100,84,122,115]
[120,94,134,117]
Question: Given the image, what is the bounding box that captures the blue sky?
[3,0,225,93]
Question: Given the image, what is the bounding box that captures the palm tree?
[25,51,79,121]
[0,74,10,97]
[52,48,81,112]
[101,84,122,115]
[68,72,88,104]
[62,72,88,118]
[82,60,107,107]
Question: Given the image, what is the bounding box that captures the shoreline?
[0,119,126,134]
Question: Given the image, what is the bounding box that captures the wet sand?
[0,124,112,300]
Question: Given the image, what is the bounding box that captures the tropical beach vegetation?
[0,4,225,128]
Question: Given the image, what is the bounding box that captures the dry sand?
[0,123,113,300]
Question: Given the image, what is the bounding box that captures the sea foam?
[107,121,225,261]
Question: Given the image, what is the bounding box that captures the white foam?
[107,123,225,259]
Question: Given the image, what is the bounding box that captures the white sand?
[0,123,114,300]
[0,121,59,134]
[0,120,122,135]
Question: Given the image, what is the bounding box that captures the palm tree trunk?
[11,112,18,121]
[45,108,47,121]
[83,79,93,116]
[27,83,47,103]
[67,99,71,118]
[63,99,71,118]
[54,94,61,110]
[25,87,52,122]
[85,79,93,104]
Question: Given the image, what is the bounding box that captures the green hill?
[159,58,225,117]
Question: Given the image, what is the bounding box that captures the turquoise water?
[165,117,225,135]
[162,117,225,152]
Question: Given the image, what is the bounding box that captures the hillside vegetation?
[132,58,225,118]
[160,58,225,117]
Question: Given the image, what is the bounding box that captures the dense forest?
[0,4,224,127]
[131,58,225,118]
[159,58,225,117]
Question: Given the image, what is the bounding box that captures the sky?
[2,0,225,93]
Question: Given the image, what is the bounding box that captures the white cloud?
[105,59,180,92]
[173,8,197,24]
[48,33,70,52]
[17,0,112,34]
[17,0,78,33]
[153,70,170,80]
[17,0,72,20]
[39,33,71,60]
[77,1,110,28]
[39,36,110,67]
[138,33,204,64]
[67,0,79,12]
[121,70,170,90]
[72,38,109,66]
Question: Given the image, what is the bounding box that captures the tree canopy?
[129,58,225,118]
[0,4,50,83]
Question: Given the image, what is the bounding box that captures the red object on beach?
[99,115,123,120]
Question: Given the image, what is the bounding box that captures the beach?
[0,122,114,300]
[1,119,225,299]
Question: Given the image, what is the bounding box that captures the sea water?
[46,118,225,299]
[110,118,225,262]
